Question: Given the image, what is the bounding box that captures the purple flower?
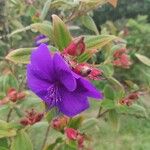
[34,34,49,47]
[27,44,103,117]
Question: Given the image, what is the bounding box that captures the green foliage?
[0,1,150,150]
[11,130,33,150]
[52,15,72,50]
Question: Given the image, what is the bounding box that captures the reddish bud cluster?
[113,48,132,69]
[51,116,69,131]
[65,128,85,149]
[20,109,43,126]
[64,37,85,56]
[73,63,103,80]
[7,88,26,102]
[119,92,139,106]
[0,88,26,105]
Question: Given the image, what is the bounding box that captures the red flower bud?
[7,88,26,102]
[73,63,91,77]
[17,92,26,100]
[77,133,84,148]
[64,37,85,56]
[119,92,139,106]
[20,109,43,126]
[20,118,29,126]
[52,116,69,131]
[88,68,103,80]
[7,88,18,102]
[65,128,78,140]
[113,48,132,69]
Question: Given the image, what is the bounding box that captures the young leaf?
[80,15,99,34]
[135,53,150,67]
[104,85,115,100]
[52,15,72,51]
[0,120,16,139]
[85,35,118,50]
[40,0,52,20]
[68,116,84,129]
[31,22,52,38]
[6,48,35,64]
[109,109,119,130]
[11,130,33,150]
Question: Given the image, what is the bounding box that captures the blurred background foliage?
[0,0,150,150]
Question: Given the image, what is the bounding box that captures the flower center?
[45,84,61,107]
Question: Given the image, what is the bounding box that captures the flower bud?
[113,48,132,69]
[88,68,103,80]
[20,118,29,126]
[65,128,78,140]
[7,88,18,102]
[20,109,43,126]
[64,37,85,56]
[119,92,139,106]
[73,63,91,77]
[52,116,69,131]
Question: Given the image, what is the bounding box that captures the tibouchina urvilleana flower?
[27,44,103,117]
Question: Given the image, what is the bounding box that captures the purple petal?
[27,65,50,91]
[30,44,54,82]
[53,53,76,91]
[78,78,103,99]
[58,88,89,117]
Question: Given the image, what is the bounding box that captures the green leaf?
[107,77,125,99]
[101,99,115,109]
[68,116,84,129]
[100,64,114,77]
[80,118,98,131]
[0,138,9,149]
[45,108,57,123]
[108,109,119,130]
[0,147,8,150]
[77,51,92,62]
[31,22,52,38]
[0,73,18,93]
[129,104,148,118]
[0,120,16,138]
[85,35,118,50]
[104,85,115,100]
[6,47,35,64]
[26,6,37,17]
[80,15,99,34]
[135,53,150,67]
[11,130,33,150]
[52,15,72,51]
[44,138,63,150]
[40,0,52,20]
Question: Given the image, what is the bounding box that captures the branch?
[97,110,109,118]
[41,123,51,150]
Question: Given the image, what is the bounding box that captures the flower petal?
[78,78,103,99]
[53,53,76,91]
[30,44,54,82]
[27,65,50,92]
[58,88,89,117]
[27,65,53,105]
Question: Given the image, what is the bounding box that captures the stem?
[7,108,13,122]
[96,106,102,118]
[97,110,109,119]
[41,123,51,150]
[0,25,32,40]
